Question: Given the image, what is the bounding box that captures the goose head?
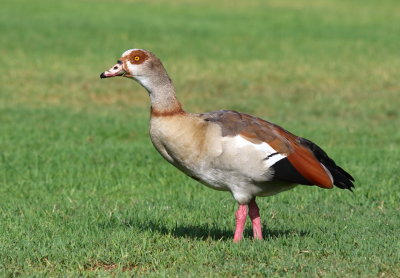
[100,49,180,112]
[100,49,169,87]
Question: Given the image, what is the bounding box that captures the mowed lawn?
[1,0,399,276]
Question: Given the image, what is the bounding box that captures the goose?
[100,49,354,242]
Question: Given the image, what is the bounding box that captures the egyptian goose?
[100,49,354,242]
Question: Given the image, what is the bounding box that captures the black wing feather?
[299,138,355,191]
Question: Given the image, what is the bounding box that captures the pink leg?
[233,204,247,242]
[249,198,263,240]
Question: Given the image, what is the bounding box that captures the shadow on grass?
[99,216,309,241]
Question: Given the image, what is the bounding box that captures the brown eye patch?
[127,50,149,65]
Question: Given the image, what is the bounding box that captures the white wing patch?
[237,136,286,168]
[263,149,287,167]
[225,135,287,168]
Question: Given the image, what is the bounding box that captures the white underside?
[191,136,295,203]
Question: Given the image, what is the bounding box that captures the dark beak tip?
[100,72,106,79]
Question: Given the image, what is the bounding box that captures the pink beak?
[100,61,126,78]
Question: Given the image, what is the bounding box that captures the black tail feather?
[299,138,355,191]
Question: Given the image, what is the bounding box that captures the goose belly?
[189,164,296,197]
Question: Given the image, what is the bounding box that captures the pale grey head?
[100,49,180,113]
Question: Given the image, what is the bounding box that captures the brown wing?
[202,110,342,189]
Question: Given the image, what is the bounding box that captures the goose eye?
[134,56,140,61]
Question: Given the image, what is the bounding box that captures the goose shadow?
[100,217,310,241]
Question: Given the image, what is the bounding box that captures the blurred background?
[1,0,399,276]
[2,0,399,120]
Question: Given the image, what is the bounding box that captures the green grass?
[1,0,400,276]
